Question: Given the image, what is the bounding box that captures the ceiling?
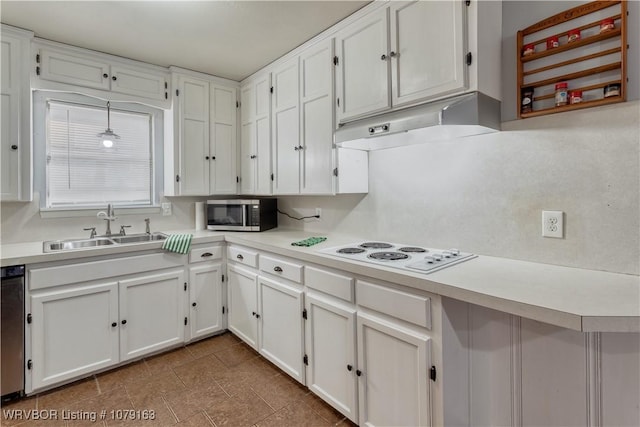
[0,0,369,81]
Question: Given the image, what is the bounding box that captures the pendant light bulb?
[97,101,120,148]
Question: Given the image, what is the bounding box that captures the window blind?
[46,101,153,208]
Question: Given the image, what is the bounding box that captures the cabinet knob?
[256,313,260,319]
[389,51,397,58]
[205,156,210,160]
[112,75,117,81]
[298,145,303,150]
[250,155,257,159]
[356,369,362,376]
[111,322,117,327]
[273,266,283,272]
[211,156,216,160]
[236,254,244,260]
[252,311,256,317]
[192,302,197,307]
[294,146,299,151]
[347,364,353,371]
[103,73,108,79]
[121,319,127,325]
[10,145,18,150]
[380,54,387,61]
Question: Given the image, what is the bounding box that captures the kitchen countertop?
[2,228,638,333]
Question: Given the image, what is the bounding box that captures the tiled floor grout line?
[160,395,180,424]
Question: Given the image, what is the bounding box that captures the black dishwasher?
[1,265,25,400]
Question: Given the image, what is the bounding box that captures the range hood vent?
[334,92,501,151]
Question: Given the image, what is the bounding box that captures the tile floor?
[1,332,356,427]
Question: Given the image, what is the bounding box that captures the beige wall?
[277,101,640,275]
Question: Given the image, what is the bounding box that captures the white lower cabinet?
[188,263,224,340]
[30,282,119,390]
[357,311,432,427]
[305,292,358,422]
[119,269,185,361]
[258,275,305,384]
[227,263,259,349]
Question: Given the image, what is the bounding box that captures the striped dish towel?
[162,234,193,254]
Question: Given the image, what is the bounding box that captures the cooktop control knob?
[424,255,435,263]
[431,253,443,261]
[442,251,452,258]
[449,249,460,256]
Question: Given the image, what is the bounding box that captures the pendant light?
[97,101,120,148]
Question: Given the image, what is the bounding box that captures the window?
[34,92,163,212]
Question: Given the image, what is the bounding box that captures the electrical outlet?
[315,208,322,220]
[542,210,563,238]
[162,202,172,216]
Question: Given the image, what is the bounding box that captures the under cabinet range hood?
[334,92,501,151]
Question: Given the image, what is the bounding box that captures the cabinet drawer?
[189,245,222,263]
[356,280,431,329]
[227,246,258,268]
[305,266,354,303]
[260,255,303,284]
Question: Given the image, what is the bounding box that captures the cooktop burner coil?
[367,252,410,261]
[359,242,394,249]
[337,247,366,254]
[398,247,427,253]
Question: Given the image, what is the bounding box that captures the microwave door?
[208,203,251,231]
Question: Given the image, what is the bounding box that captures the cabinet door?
[335,7,390,123]
[189,263,224,340]
[240,82,256,194]
[1,34,21,200]
[178,76,210,195]
[390,1,466,106]
[254,74,273,195]
[258,276,305,384]
[110,65,168,101]
[272,57,300,194]
[299,39,334,195]
[119,269,185,361]
[357,312,432,427]
[38,48,111,90]
[210,84,238,194]
[30,282,119,390]
[227,264,258,349]
[306,293,358,422]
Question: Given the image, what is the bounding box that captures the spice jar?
[567,29,581,42]
[569,90,582,104]
[546,36,559,49]
[522,43,535,56]
[600,18,615,33]
[555,82,568,106]
[603,84,620,98]
[521,87,534,114]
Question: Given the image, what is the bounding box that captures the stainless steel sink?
[43,237,116,252]
[43,232,167,252]
[111,232,167,244]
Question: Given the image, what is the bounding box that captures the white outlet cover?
[162,202,172,216]
[542,210,563,238]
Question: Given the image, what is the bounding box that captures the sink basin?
[44,237,116,252]
[111,233,167,244]
[43,233,167,252]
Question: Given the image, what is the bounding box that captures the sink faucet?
[83,227,97,239]
[97,204,118,236]
[144,218,151,235]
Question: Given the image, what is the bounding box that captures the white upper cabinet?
[1,25,33,201]
[35,43,170,104]
[210,84,238,194]
[271,57,301,194]
[390,0,466,107]
[239,73,272,195]
[173,70,238,196]
[335,7,391,123]
[299,39,335,195]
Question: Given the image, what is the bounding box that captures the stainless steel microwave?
[206,199,277,231]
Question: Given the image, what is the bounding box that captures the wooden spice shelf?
[517,0,627,119]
